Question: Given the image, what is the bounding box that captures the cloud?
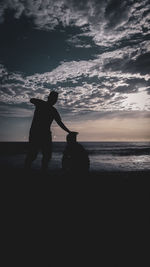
[0,1,150,119]
[1,1,150,74]
[1,58,150,119]
[0,0,150,46]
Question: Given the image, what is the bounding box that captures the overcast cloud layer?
[0,0,150,119]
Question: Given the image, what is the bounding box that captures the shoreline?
[1,165,150,179]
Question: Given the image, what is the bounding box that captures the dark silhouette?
[62,132,90,175]
[25,91,73,172]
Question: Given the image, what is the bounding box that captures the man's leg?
[41,141,52,172]
[24,142,38,170]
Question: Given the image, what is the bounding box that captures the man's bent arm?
[56,119,70,133]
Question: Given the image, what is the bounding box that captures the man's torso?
[30,100,58,139]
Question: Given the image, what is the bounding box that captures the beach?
[0,143,149,267]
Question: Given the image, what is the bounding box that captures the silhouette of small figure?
[62,132,90,176]
[25,91,72,172]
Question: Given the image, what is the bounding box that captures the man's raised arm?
[30,98,44,105]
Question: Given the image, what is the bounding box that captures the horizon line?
[0,140,150,142]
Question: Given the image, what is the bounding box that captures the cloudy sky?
[0,0,150,141]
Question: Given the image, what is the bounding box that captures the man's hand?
[69,131,79,135]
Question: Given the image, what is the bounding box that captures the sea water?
[0,142,150,171]
[51,142,150,171]
[31,141,150,171]
[83,142,150,171]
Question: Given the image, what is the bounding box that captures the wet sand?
[1,165,149,266]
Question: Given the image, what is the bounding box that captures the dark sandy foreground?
[0,166,149,266]
[1,165,150,194]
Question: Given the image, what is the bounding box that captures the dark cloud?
[103,49,150,76]
[104,57,127,72]
[114,77,150,93]
[124,52,150,75]
[146,87,150,95]
[105,0,130,29]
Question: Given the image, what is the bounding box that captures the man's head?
[66,132,78,144]
[48,91,58,105]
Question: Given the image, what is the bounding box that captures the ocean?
[0,141,150,172]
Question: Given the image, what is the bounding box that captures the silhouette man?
[25,91,72,172]
[62,132,90,176]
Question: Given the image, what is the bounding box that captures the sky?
[0,0,150,141]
